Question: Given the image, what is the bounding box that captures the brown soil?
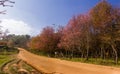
[18,48,120,74]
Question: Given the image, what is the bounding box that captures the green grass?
[0,55,13,74]
[0,50,18,74]
[0,55,12,67]
[0,51,18,67]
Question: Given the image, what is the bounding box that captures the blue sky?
[0,0,120,36]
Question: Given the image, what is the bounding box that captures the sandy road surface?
[18,48,120,74]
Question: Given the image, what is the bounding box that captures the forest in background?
[27,0,120,65]
[0,0,30,49]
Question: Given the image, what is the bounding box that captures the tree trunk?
[86,45,89,61]
[86,34,90,61]
[111,45,118,64]
[103,49,105,60]
[65,50,68,58]
[100,47,103,59]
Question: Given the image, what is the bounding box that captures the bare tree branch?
[0,0,15,14]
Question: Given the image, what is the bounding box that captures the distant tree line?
[5,34,30,48]
[0,33,30,48]
[28,0,120,64]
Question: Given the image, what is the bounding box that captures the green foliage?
[5,34,30,48]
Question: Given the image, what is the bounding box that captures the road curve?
[18,48,120,74]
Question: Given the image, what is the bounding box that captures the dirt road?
[18,48,120,74]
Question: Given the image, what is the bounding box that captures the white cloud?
[0,19,34,35]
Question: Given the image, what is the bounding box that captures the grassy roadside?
[0,55,13,74]
[0,55,40,73]
[0,48,18,73]
[0,51,18,68]
[28,49,120,68]
[60,58,120,67]
[0,55,12,67]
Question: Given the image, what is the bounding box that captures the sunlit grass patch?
[0,55,12,67]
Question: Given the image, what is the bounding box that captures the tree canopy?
[28,0,120,64]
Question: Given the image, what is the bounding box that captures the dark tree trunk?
[86,48,89,60]
[111,45,118,64]
[100,47,103,59]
